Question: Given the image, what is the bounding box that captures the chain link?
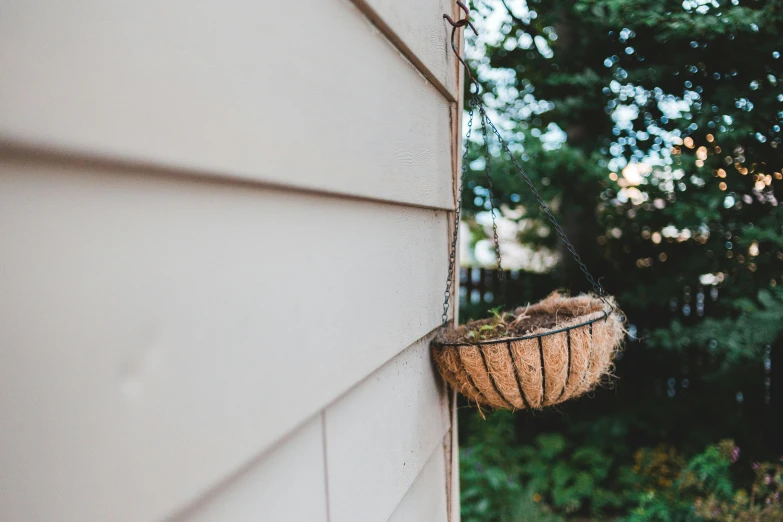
[440,96,609,333]
[439,3,609,336]
[441,97,476,329]
[477,97,506,307]
[477,103,608,301]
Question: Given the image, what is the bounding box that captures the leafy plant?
[630,440,783,521]
[458,0,783,519]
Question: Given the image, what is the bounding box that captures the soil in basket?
[441,307,584,344]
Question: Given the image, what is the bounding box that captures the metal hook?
[444,1,480,91]
[443,1,477,33]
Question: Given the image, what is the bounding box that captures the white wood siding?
[175,416,328,522]
[0,0,454,210]
[389,448,450,522]
[324,334,450,522]
[0,0,463,520]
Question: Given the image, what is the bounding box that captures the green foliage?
[458,0,783,519]
[460,411,642,520]
[630,440,783,521]
[461,412,783,521]
[460,411,530,522]
[646,287,783,373]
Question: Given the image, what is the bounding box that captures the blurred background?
[456,0,783,520]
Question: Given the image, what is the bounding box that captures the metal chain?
[477,97,507,307]
[439,0,609,334]
[477,103,608,301]
[441,97,476,329]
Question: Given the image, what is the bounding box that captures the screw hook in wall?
[444,1,480,92]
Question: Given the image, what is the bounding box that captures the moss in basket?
[443,292,604,345]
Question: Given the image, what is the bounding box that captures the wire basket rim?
[434,308,612,348]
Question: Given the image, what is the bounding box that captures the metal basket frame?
[433,309,612,410]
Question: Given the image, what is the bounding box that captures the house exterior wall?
[0,1,464,521]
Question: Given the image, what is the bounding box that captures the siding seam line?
[445,388,456,522]
[0,141,456,213]
[347,0,458,104]
[321,411,333,522]
[319,325,443,414]
[386,431,452,521]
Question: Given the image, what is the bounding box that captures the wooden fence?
[460,267,515,306]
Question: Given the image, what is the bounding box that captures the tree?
[459,0,783,518]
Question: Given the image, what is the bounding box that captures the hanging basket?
[434,1,626,411]
[432,293,624,410]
